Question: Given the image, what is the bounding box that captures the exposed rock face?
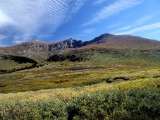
[48,38,83,53]
[19,40,49,59]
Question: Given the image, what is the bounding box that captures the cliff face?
[18,40,49,59]
[48,38,83,53]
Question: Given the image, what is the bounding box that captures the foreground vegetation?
[0,78,160,120]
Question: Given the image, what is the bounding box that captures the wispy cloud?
[82,28,96,34]
[82,0,142,26]
[150,29,160,35]
[116,22,160,35]
[0,10,15,27]
[114,13,158,33]
[66,0,87,21]
[118,25,135,31]
[75,28,96,37]
[0,0,87,46]
[137,15,155,24]
[92,0,106,5]
[107,23,122,28]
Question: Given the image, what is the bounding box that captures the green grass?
[0,55,42,74]
[0,50,160,93]
[0,58,32,70]
[0,62,159,93]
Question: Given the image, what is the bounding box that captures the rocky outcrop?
[48,38,83,53]
[16,40,49,59]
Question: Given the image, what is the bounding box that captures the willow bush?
[1,87,160,120]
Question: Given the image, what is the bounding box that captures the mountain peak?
[83,33,115,46]
[101,33,114,37]
[1,33,160,59]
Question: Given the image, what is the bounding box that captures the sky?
[0,0,160,46]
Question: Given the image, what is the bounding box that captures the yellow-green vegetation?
[0,58,32,70]
[0,51,160,93]
[0,77,159,103]
[0,60,160,93]
[0,55,41,74]
[0,51,160,119]
[0,78,160,119]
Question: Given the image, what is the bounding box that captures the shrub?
[0,101,67,120]
[114,76,129,81]
[106,77,115,83]
[0,88,160,120]
[0,83,7,87]
[66,88,160,120]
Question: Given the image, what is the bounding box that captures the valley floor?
[0,61,160,93]
[0,51,160,119]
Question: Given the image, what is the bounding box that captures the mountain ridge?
[0,33,160,59]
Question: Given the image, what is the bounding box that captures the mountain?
[0,33,160,59]
[0,40,50,59]
[81,33,160,50]
[0,38,83,59]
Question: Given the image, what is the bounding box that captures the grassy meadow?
[0,50,160,119]
[0,51,160,93]
[0,58,32,71]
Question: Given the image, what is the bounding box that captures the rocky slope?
[0,33,160,59]
[0,38,83,59]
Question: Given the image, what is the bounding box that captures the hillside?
[0,38,82,59]
[0,33,160,60]
[75,33,160,52]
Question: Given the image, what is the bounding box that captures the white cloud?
[150,29,160,35]
[76,28,96,37]
[0,0,87,46]
[66,0,87,21]
[71,0,87,14]
[92,0,106,5]
[83,28,96,34]
[0,10,14,27]
[137,16,154,24]
[118,25,135,31]
[82,0,142,26]
[107,23,122,28]
[137,13,158,25]
[114,13,158,33]
[116,22,160,35]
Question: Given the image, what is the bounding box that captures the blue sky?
[0,0,160,46]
